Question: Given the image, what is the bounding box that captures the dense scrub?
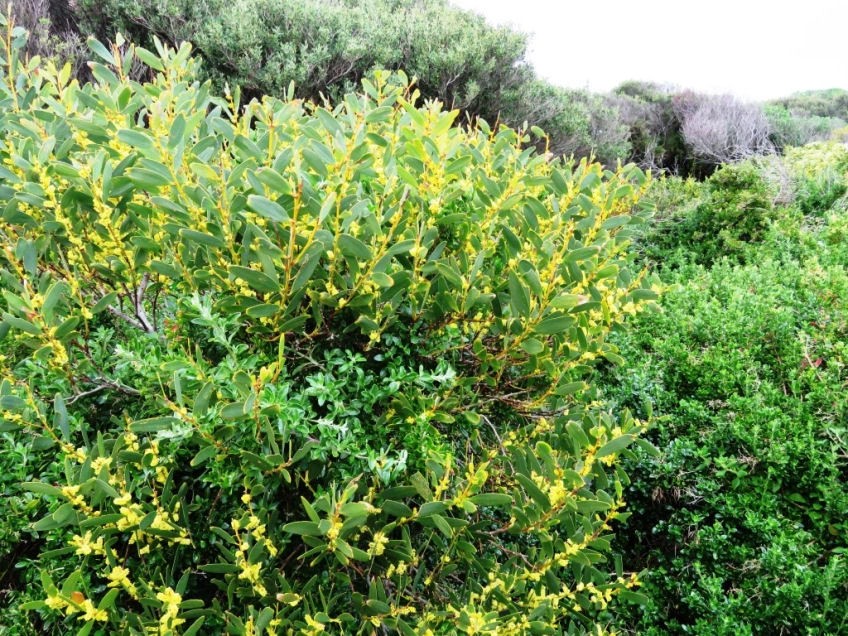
[0,23,659,634]
[19,1,848,175]
[599,144,848,634]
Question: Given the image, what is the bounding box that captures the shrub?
[59,0,635,166]
[74,0,532,128]
[770,88,848,121]
[783,142,848,216]
[511,81,630,165]
[5,0,88,77]
[675,93,773,167]
[764,104,845,151]
[598,237,848,634]
[613,82,690,176]
[639,162,775,266]
[0,23,658,634]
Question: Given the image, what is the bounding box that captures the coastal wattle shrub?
[0,20,657,635]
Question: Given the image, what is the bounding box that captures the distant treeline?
[16,0,848,176]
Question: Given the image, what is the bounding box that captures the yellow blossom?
[91,456,112,473]
[79,598,108,622]
[368,531,389,556]
[304,614,325,634]
[45,594,65,610]
[106,565,138,599]
[70,531,105,556]
[156,586,182,619]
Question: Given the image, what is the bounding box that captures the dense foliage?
[0,22,659,635]
[24,0,848,175]
[598,145,848,634]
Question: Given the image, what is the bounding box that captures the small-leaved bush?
[639,161,776,266]
[0,21,658,635]
[783,141,848,216]
[598,152,848,634]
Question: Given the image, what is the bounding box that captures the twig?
[100,274,157,333]
[134,273,155,333]
[66,378,142,405]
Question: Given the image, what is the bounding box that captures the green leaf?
[245,303,280,318]
[97,588,120,610]
[229,266,280,293]
[381,500,413,517]
[54,316,80,339]
[179,228,225,248]
[619,590,650,604]
[87,38,115,65]
[468,493,513,507]
[520,338,544,355]
[21,482,62,497]
[94,479,119,498]
[3,313,41,335]
[221,402,246,420]
[338,234,371,260]
[91,292,118,314]
[255,607,275,632]
[596,434,635,458]
[631,288,659,301]
[535,314,574,335]
[19,601,47,610]
[198,563,239,574]
[183,617,206,636]
[515,473,551,509]
[431,514,453,538]
[283,521,323,536]
[117,129,156,152]
[134,46,164,71]
[0,395,26,410]
[42,281,68,318]
[54,394,69,440]
[247,195,288,222]
[190,445,218,467]
[418,502,447,517]
[566,421,590,448]
[51,502,76,524]
[365,106,394,123]
[129,417,180,433]
[575,499,611,513]
[555,381,586,396]
[507,271,530,317]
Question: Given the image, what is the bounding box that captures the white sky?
[450,0,847,101]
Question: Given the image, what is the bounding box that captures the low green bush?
[783,142,848,216]
[598,162,848,634]
[0,23,658,635]
[638,161,776,266]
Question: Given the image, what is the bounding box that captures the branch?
[66,377,142,405]
[133,273,155,333]
[101,275,156,333]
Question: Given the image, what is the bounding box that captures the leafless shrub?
[7,0,88,78]
[676,92,774,165]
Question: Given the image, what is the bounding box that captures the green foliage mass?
[76,0,529,124]
[15,0,637,166]
[22,1,846,177]
[637,162,776,266]
[597,150,848,633]
[0,22,658,635]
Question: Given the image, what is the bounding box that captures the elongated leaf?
[247,195,288,222]
[229,266,280,293]
[596,434,635,458]
[283,521,323,536]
